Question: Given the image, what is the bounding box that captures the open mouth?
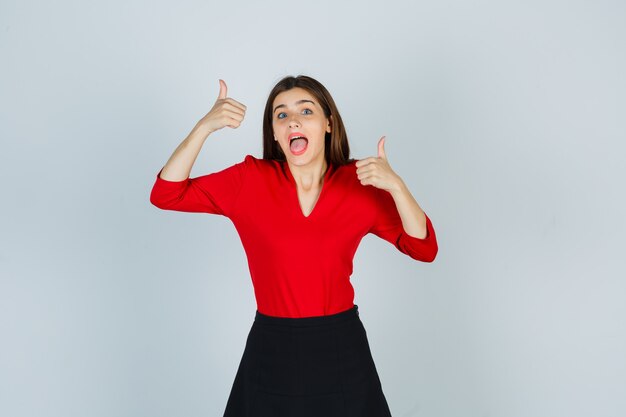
[288,133,308,155]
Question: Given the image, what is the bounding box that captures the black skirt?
[223,305,392,417]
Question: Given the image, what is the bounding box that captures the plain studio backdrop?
[1,1,624,416]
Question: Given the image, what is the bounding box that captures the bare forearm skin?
[388,179,428,239]
[158,79,246,182]
[159,123,212,182]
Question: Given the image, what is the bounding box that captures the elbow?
[149,189,170,210]
[413,243,438,263]
[398,233,439,263]
[404,245,438,263]
[150,196,162,209]
[424,246,438,263]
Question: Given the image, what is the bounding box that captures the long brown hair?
[262,75,353,166]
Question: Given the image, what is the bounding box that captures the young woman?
[150,75,438,416]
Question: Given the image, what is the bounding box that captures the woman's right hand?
[197,79,247,134]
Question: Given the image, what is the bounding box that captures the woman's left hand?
[355,136,404,193]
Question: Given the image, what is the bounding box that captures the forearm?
[157,80,246,182]
[389,180,428,239]
[355,137,432,242]
[159,123,211,182]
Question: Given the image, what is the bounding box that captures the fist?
[198,79,247,134]
[355,136,403,192]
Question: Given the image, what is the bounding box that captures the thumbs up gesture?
[355,136,403,193]
[197,79,247,135]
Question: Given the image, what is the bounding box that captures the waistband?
[254,304,359,327]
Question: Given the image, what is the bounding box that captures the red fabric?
[150,155,438,318]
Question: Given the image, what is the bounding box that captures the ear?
[326,115,333,133]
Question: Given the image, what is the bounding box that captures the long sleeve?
[149,155,251,217]
[148,154,437,317]
[368,187,438,262]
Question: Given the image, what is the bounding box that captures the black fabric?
[223,305,393,417]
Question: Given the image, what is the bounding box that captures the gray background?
[1,0,625,416]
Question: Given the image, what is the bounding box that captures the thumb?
[218,79,228,99]
[377,136,387,159]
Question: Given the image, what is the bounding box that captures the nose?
[288,115,301,128]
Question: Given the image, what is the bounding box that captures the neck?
[287,159,328,191]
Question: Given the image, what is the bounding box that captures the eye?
[302,108,313,115]
[277,112,287,119]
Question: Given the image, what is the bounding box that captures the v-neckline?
[283,161,333,219]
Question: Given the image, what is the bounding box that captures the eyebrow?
[273,99,316,114]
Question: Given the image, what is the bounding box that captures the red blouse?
[150,155,438,318]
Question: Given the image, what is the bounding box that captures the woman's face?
[272,87,331,168]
